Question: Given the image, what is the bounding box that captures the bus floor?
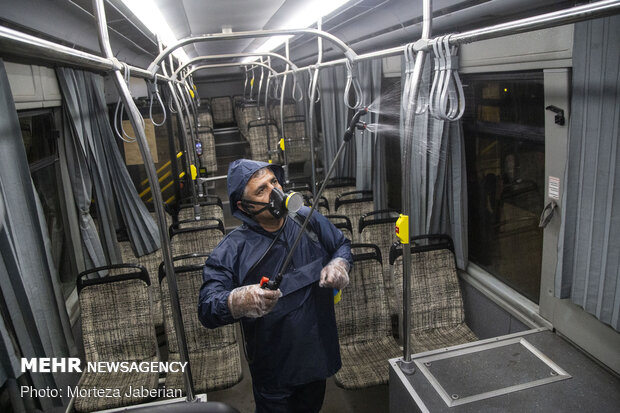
[208,336,390,413]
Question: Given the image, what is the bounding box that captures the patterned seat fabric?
[119,242,164,328]
[334,245,401,389]
[197,126,217,175]
[391,238,477,353]
[320,183,355,215]
[161,266,242,393]
[334,191,374,242]
[282,115,310,164]
[270,102,297,130]
[247,119,280,163]
[197,111,213,129]
[325,215,353,240]
[359,211,400,317]
[211,96,234,125]
[177,202,224,223]
[75,274,159,412]
[169,225,225,256]
[237,104,260,138]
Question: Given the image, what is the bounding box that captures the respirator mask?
[241,187,304,219]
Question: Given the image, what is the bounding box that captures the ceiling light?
[244,0,353,62]
[122,0,189,63]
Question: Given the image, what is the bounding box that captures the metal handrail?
[146,28,359,75]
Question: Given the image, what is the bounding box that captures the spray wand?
[260,107,369,290]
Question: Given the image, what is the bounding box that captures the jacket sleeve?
[312,211,353,270]
[198,243,238,329]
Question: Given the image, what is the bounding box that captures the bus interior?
[0,0,619,412]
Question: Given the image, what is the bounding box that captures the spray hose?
[260,107,369,291]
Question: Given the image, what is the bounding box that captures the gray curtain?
[0,60,73,409]
[354,59,387,210]
[56,68,160,260]
[319,65,356,178]
[401,55,468,269]
[555,15,620,331]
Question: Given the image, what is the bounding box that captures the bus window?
[20,109,75,296]
[462,72,545,303]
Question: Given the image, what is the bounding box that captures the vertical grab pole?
[264,56,273,163]
[92,0,195,400]
[401,0,432,372]
[280,40,291,183]
[307,18,323,194]
[161,49,199,208]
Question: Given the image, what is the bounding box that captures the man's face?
[238,168,283,222]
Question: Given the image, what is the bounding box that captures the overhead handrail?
[146,28,358,76]
[171,52,300,80]
[182,61,280,81]
[269,0,620,77]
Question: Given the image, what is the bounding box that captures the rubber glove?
[319,257,350,290]
[227,284,282,319]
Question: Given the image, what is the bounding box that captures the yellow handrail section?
[140,151,183,203]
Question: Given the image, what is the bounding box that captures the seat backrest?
[237,103,260,137]
[197,126,217,175]
[197,111,213,129]
[359,210,400,262]
[335,191,374,240]
[389,235,465,331]
[78,265,157,362]
[169,224,225,256]
[159,258,237,353]
[177,202,224,223]
[270,103,297,129]
[118,241,162,289]
[211,96,234,124]
[320,179,356,214]
[247,119,280,163]
[325,215,353,240]
[335,244,391,344]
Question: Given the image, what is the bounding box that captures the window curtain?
[319,65,356,178]
[401,54,468,269]
[56,68,160,260]
[0,59,73,410]
[555,15,620,331]
[354,58,388,210]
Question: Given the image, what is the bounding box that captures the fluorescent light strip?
[122,0,189,63]
[243,0,354,62]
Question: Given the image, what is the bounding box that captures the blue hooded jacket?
[198,159,352,390]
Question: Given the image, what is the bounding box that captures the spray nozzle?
[344,107,369,142]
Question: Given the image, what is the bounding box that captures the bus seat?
[210,96,235,125]
[169,222,225,257]
[318,178,355,212]
[282,115,310,164]
[334,190,374,242]
[75,264,159,412]
[247,119,280,163]
[269,102,297,130]
[359,209,401,325]
[236,102,260,138]
[325,215,353,240]
[177,198,225,224]
[390,235,477,353]
[197,126,218,175]
[119,241,164,329]
[197,110,213,130]
[159,256,243,393]
[334,244,401,389]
